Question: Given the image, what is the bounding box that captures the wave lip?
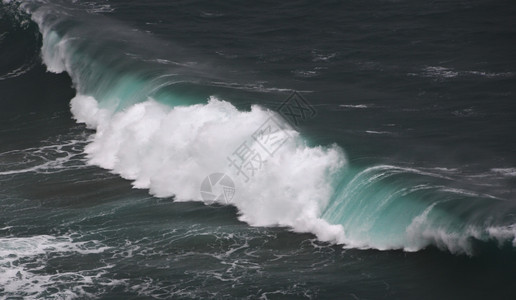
[323,165,516,254]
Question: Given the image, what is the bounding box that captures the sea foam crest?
[71,94,348,243]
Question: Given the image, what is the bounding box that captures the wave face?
[11,0,516,255]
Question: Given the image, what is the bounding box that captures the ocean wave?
[14,0,516,255]
[491,168,516,177]
[409,66,514,80]
[339,104,369,109]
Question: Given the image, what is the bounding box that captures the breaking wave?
[7,0,516,255]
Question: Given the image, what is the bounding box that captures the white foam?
[0,234,118,298]
[0,139,88,176]
[487,225,516,246]
[404,202,485,255]
[70,95,348,244]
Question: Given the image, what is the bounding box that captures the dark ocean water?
[1,0,516,298]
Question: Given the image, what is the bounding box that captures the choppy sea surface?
[1,0,516,298]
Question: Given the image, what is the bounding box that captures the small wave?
[410,66,514,80]
[339,104,369,109]
[200,11,225,18]
[144,58,195,67]
[465,71,514,78]
[439,187,498,199]
[364,130,392,135]
[452,108,478,117]
[209,81,295,93]
[82,1,115,14]
[311,50,337,62]
[491,168,516,177]
[0,61,36,80]
[292,69,320,78]
[421,66,459,78]
[215,50,239,59]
